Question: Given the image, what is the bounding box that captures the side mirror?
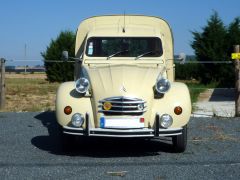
[61,51,69,61]
[177,53,186,64]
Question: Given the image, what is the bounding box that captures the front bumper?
[63,113,183,138]
[63,126,182,138]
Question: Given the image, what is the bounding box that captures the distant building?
[5,66,15,70]
[5,65,45,73]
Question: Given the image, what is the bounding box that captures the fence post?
[235,45,240,117]
[0,58,6,109]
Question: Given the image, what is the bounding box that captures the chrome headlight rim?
[71,113,84,127]
[160,114,173,128]
[75,78,90,94]
[155,78,171,94]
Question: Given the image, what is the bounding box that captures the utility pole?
[234,45,240,117]
[0,58,5,109]
[24,44,27,60]
[24,44,27,74]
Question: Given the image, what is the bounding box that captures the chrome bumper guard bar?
[63,113,182,138]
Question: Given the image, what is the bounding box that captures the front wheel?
[172,125,187,153]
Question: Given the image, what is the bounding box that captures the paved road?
[0,112,239,179]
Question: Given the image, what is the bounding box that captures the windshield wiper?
[135,50,159,60]
[107,50,129,60]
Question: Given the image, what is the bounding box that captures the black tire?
[172,125,187,153]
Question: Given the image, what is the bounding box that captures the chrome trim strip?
[62,126,182,137]
[161,133,182,136]
[63,132,181,137]
[98,105,147,108]
[98,110,147,113]
[99,100,146,104]
[63,126,84,130]
[64,132,84,135]
[92,128,154,133]
[88,134,154,138]
[63,126,182,132]
[102,96,144,101]
[110,105,144,108]
[158,128,183,132]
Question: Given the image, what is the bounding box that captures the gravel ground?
[0,112,239,179]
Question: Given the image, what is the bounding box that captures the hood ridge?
[97,68,108,93]
[109,65,114,91]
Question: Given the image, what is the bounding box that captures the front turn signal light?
[64,106,72,115]
[174,106,182,115]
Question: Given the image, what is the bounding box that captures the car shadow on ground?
[31,111,175,157]
[209,89,235,102]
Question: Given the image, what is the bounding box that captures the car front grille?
[98,96,147,116]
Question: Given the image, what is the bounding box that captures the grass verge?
[1,78,59,112]
[186,82,217,104]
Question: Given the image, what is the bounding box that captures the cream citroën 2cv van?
[56,15,191,152]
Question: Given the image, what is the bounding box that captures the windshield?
[86,37,163,58]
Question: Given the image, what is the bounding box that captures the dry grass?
[1,74,59,112]
[5,73,47,79]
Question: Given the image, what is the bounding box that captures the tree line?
[176,11,240,87]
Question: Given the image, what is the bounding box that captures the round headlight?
[71,113,84,127]
[75,78,89,94]
[155,78,171,94]
[160,114,173,128]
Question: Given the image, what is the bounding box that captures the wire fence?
[3,58,236,85]
[176,61,233,64]
[0,58,237,116]
[5,59,235,63]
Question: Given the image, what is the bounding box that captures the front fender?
[151,82,191,128]
[56,82,94,128]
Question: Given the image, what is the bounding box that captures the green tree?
[227,17,240,54]
[191,12,231,86]
[223,17,240,87]
[41,31,76,82]
[175,59,200,81]
[227,17,240,48]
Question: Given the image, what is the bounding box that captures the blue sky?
[0,0,239,66]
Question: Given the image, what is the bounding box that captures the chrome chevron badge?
[120,85,127,93]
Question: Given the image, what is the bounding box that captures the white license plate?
[100,117,144,129]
